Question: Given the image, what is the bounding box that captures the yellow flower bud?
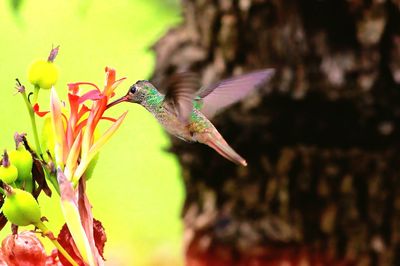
[28,60,58,90]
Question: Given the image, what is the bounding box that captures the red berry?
[45,249,63,266]
[1,231,46,266]
[0,249,8,266]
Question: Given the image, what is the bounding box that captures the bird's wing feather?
[197,69,275,118]
[163,72,200,123]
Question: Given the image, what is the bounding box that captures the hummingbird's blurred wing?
[197,69,275,119]
[163,72,200,123]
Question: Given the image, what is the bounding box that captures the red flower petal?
[93,219,107,260]
[68,83,80,95]
[57,219,106,266]
[105,67,115,86]
[57,224,85,266]
[100,116,117,123]
[78,90,103,104]
[67,94,81,146]
[74,119,88,135]
[33,103,49,117]
[68,82,101,93]
[68,94,80,116]
[104,67,116,96]
[77,105,91,120]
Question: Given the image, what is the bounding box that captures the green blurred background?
[0,0,183,265]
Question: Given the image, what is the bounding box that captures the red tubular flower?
[47,67,127,265]
[49,67,127,183]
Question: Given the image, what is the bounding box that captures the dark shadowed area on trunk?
[152,0,400,265]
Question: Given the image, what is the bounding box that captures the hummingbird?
[107,69,275,166]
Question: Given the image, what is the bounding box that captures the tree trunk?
[151,0,400,265]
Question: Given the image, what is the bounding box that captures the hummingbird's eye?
[129,85,137,94]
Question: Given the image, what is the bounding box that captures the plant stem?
[33,85,40,105]
[35,221,79,266]
[21,91,43,156]
[24,178,34,193]
[43,167,60,195]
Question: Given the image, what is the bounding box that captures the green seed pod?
[2,186,41,226]
[0,166,18,185]
[9,145,33,181]
[0,150,18,184]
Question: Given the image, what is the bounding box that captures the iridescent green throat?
[142,86,164,111]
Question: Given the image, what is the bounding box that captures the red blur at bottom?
[186,238,356,266]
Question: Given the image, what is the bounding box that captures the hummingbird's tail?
[199,133,247,166]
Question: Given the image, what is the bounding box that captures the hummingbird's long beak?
[106,94,130,109]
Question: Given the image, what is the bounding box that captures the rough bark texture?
[151,0,400,265]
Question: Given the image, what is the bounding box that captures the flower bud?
[0,150,18,184]
[9,145,33,181]
[2,186,41,226]
[28,60,58,90]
